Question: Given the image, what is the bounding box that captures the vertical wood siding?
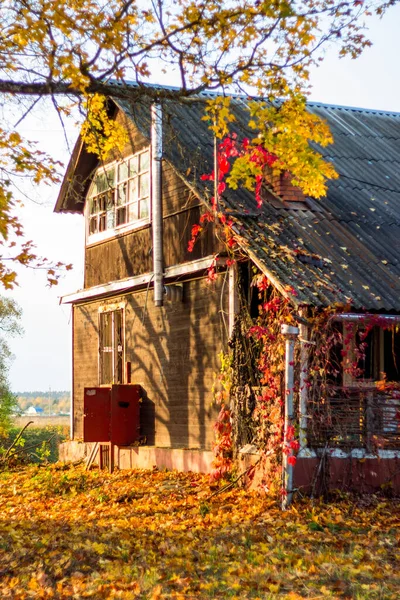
[73,302,100,440]
[73,275,228,449]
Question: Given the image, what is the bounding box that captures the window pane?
[91,181,98,197]
[383,329,400,381]
[129,156,138,176]
[106,208,115,229]
[129,178,138,201]
[115,310,124,384]
[106,189,114,209]
[139,173,149,198]
[102,352,113,384]
[139,198,149,219]
[98,193,106,212]
[90,198,97,215]
[95,171,109,193]
[116,207,127,226]
[107,166,115,188]
[99,310,124,385]
[99,213,106,232]
[89,216,98,234]
[101,312,112,346]
[129,202,138,222]
[117,183,127,206]
[140,151,149,172]
[356,328,378,380]
[118,162,129,182]
[100,312,113,385]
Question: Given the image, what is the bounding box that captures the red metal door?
[111,384,141,446]
[83,387,111,442]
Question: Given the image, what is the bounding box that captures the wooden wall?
[73,275,229,450]
[84,110,219,289]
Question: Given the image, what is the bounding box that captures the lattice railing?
[307,385,400,450]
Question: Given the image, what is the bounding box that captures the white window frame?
[86,148,150,246]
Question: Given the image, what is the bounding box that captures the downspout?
[71,304,75,440]
[281,324,299,510]
[151,103,163,307]
[213,130,219,211]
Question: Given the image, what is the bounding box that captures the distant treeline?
[14,391,70,400]
[15,391,70,414]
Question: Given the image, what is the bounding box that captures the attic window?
[87,149,150,240]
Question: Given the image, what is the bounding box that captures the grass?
[0,424,69,464]
[13,415,70,429]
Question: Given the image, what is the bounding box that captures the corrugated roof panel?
[320,135,400,162]
[56,91,400,311]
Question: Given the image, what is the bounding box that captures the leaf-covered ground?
[0,465,399,599]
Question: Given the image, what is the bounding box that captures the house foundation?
[59,440,215,474]
[294,456,400,494]
[59,441,400,494]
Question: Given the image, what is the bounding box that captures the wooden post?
[299,320,309,453]
[125,361,132,384]
[109,443,115,473]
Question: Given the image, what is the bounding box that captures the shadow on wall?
[140,389,155,445]
[125,277,227,451]
[73,303,102,439]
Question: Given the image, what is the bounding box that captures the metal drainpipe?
[213,130,219,211]
[151,103,163,307]
[281,324,299,510]
[71,304,75,440]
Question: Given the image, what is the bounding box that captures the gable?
[54,105,151,214]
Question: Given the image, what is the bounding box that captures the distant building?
[24,406,44,416]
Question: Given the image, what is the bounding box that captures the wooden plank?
[85,442,99,471]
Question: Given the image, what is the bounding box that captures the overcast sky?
[5,5,400,393]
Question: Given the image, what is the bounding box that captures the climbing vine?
[212,269,300,492]
[193,129,400,497]
[211,271,400,495]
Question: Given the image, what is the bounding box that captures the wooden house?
[56,88,400,494]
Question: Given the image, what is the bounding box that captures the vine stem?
[10,432,58,457]
[2,420,34,462]
[206,455,265,501]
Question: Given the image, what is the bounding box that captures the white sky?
[5,5,400,393]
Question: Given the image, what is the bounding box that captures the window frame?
[86,148,151,246]
[342,324,400,386]
[98,305,125,386]
[326,324,400,448]
[307,323,400,450]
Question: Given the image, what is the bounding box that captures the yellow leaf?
[308,564,317,574]
[149,584,163,600]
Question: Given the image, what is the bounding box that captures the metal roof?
[56,92,400,311]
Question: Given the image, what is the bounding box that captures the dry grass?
[13,415,70,429]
